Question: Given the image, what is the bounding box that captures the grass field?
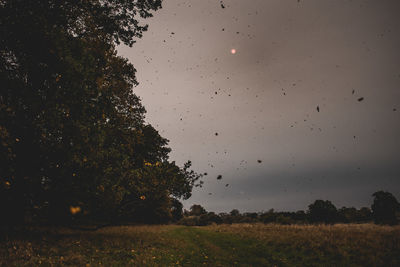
[1,223,399,266]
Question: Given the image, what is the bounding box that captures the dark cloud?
[118,0,400,212]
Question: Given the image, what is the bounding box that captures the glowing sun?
[231,48,236,54]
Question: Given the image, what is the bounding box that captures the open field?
[1,223,399,266]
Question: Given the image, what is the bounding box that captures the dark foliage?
[0,0,201,226]
[307,200,338,224]
[338,207,372,223]
[189,204,207,216]
[171,198,184,222]
[371,191,400,225]
[178,193,394,226]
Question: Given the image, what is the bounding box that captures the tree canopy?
[1,0,201,225]
[371,191,400,225]
[307,200,338,224]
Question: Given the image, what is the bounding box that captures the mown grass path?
[1,224,399,266]
[162,226,283,266]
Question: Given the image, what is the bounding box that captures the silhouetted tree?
[189,204,207,216]
[199,212,222,225]
[244,212,258,220]
[293,210,307,223]
[230,209,240,217]
[357,207,372,222]
[260,209,276,223]
[0,0,202,226]
[338,207,358,223]
[371,191,400,225]
[308,200,338,224]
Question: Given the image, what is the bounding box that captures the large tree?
[307,200,338,224]
[371,191,400,225]
[1,0,200,225]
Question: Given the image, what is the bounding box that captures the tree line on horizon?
[178,191,400,226]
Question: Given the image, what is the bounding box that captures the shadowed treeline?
[179,191,400,226]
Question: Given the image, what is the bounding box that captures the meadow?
[1,223,399,266]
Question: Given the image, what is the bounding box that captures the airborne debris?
[316,106,320,112]
[220,0,225,8]
[257,160,262,163]
[217,175,222,180]
[357,97,364,102]
[215,132,218,136]
[225,184,229,187]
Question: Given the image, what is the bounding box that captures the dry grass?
[206,223,400,266]
[0,223,399,266]
[0,225,180,266]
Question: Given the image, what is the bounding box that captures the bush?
[178,216,199,226]
[308,200,338,224]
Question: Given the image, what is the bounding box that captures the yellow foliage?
[70,206,81,215]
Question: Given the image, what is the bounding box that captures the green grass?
[1,223,399,266]
[163,227,283,266]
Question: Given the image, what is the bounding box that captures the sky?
[118,0,400,213]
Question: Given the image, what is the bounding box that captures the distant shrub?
[275,215,294,225]
[178,216,199,226]
[189,204,207,216]
[178,212,223,226]
[308,200,338,224]
[260,209,276,224]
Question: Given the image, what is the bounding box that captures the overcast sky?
[118,0,400,213]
